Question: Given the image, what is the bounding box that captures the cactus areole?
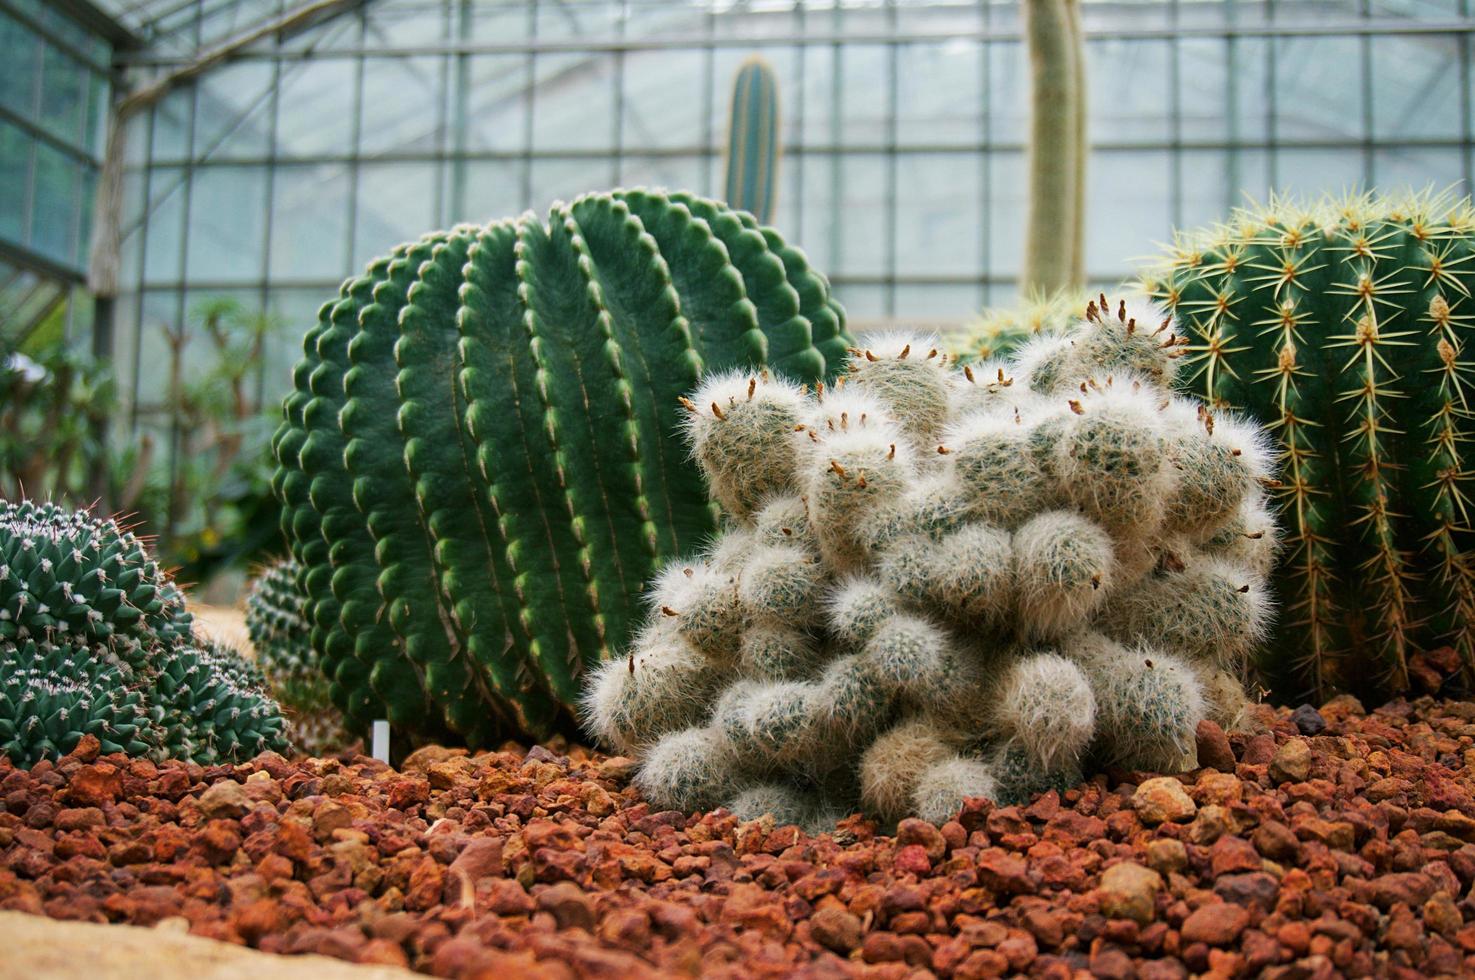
[272,188,852,746]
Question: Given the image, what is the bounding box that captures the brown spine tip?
[1086,300,1099,322]
[1231,447,1242,456]
[856,472,868,489]
[1091,574,1102,590]
[830,460,847,480]
[628,653,635,674]
[660,605,679,617]
[1068,400,1085,415]
[1237,584,1251,594]
[793,423,807,431]
[1126,317,1137,335]
[780,527,793,536]
[887,443,896,460]
[1144,658,1154,669]
[807,429,819,442]
[747,378,756,401]
[898,344,911,360]
[1154,316,1171,335]
[864,350,879,362]
[682,566,695,577]
[710,401,726,420]
[927,348,939,359]
[1244,531,1265,540]
[1117,300,1127,322]
[963,365,976,383]
[840,411,849,430]
[678,396,699,415]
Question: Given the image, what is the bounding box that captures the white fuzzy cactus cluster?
[583,294,1279,830]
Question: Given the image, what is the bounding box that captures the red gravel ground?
[5,697,1475,979]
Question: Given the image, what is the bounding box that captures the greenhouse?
[5,0,1475,975]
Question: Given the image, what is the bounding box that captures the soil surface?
[5,697,1475,978]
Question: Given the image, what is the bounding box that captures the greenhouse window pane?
[1371,35,1461,141]
[838,285,889,334]
[895,153,982,277]
[530,52,618,151]
[619,155,706,197]
[1371,147,1467,197]
[799,152,839,273]
[275,59,357,159]
[270,164,350,281]
[1273,36,1364,141]
[456,159,526,225]
[1227,37,1271,144]
[1178,148,1233,232]
[1178,39,1230,144]
[360,56,445,158]
[30,144,78,266]
[354,161,437,270]
[186,166,268,283]
[835,153,887,278]
[0,11,40,122]
[799,45,837,150]
[40,43,88,149]
[892,283,982,325]
[838,45,891,147]
[624,49,706,152]
[896,41,983,148]
[193,61,275,161]
[151,88,193,165]
[143,169,187,285]
[0,122,31,245]
[1087,39,1171,144]
[461,55,531,153]
[1085,149,1171,280]
[986,149,1025,280]
[136,289,181,401]
[527,157,614,212]
[986,39,1026,146]
[1273,147,1369,198]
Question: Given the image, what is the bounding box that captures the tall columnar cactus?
[723,57,781,225]
[1136,192,1475,700]
[272,189,851,746]
[246,558,352,753]
[0,499,293,767]
[1022,0,1087,294]
[586,297,1278,829]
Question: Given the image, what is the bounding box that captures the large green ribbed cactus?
[272,188,851,746]
[723,57,781,224]
[1135,192,1475,699]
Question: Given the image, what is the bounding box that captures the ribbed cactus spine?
[588,297,1278,828]
[273,189,851,746]
[723,57,781,224]
[0,499,293,768]
[1140,192,1475,700]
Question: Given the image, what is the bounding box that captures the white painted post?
[371,720,390,763]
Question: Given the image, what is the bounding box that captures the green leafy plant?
[587,297,1276,828]
[273,188,853,745]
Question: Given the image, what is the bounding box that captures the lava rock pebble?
[4,699,1475,978]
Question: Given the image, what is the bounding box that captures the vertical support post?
[371,719,390,764]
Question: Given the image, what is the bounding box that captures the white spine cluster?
[585,298,1279,830]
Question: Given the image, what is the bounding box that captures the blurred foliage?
[0,296,287,587]
[157,297,287,585]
